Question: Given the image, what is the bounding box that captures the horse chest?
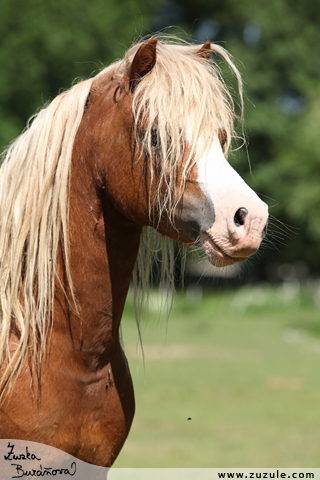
[56,346,135,464]
[0,347,134,466]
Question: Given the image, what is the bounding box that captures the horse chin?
[199,231,248,267]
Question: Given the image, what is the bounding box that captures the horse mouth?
[199,231,247,267]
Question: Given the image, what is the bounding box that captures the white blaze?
[197,136,263,226]
[191,132,269,266]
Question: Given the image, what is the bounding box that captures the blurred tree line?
[0,0,158,145]
[1,0,320,279]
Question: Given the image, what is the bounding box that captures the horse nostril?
[234,207,248,227]
[262,219,268,238]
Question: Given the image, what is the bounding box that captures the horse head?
[88,38,268,268]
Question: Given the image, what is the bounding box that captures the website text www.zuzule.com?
[218,473,314,479]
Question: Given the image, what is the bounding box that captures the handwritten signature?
[4,442,77,478]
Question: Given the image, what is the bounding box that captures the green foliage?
[0,0,158,148]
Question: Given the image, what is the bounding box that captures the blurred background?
[1,0,320,467]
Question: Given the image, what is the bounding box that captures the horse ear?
[129,38,158,91]
[196,40,212,60]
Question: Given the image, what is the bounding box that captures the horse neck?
[61,153,142,365]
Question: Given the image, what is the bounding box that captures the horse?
[0,36,268,466]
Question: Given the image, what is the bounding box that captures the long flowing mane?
[0,35,243,397]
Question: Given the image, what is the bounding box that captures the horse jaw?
[196,136,269,267]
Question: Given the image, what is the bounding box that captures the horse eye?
[151,129,158,148]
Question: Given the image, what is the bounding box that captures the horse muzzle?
[199,199,269,267]
[172,176,269,267]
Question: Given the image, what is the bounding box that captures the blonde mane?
[0,36,243,397]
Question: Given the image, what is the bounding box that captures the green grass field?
[114,282,320,468]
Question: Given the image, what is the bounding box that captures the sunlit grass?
[114,283,320,467]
